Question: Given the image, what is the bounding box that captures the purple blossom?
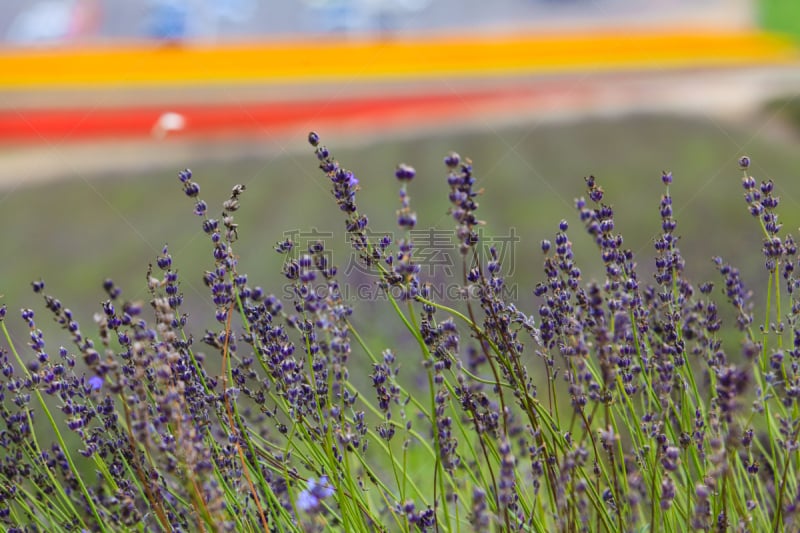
[395,163,416,181]
[87,375,104,390]
[297,476,334,512]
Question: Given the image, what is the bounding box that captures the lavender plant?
[0,134,797,532]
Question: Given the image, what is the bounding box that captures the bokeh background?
[1,0,800,350]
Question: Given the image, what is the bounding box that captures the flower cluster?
[0,139,798,533]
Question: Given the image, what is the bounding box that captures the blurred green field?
[1,112,799,350]
[761,0,800,39]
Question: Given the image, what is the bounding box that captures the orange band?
[0,30,795,89]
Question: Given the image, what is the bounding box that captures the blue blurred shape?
[147,0,189,40]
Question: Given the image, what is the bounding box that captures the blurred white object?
[6,1,75,44]
[301,0,433,32]
[152,112,187,140]
[211,0,259,24]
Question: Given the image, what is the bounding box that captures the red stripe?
[0,87,564,142]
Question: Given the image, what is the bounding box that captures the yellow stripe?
[0,30,796,89]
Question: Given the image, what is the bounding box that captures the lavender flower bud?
[738,155,750,169]
[444,152,460,168]
[395,163,416,181]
